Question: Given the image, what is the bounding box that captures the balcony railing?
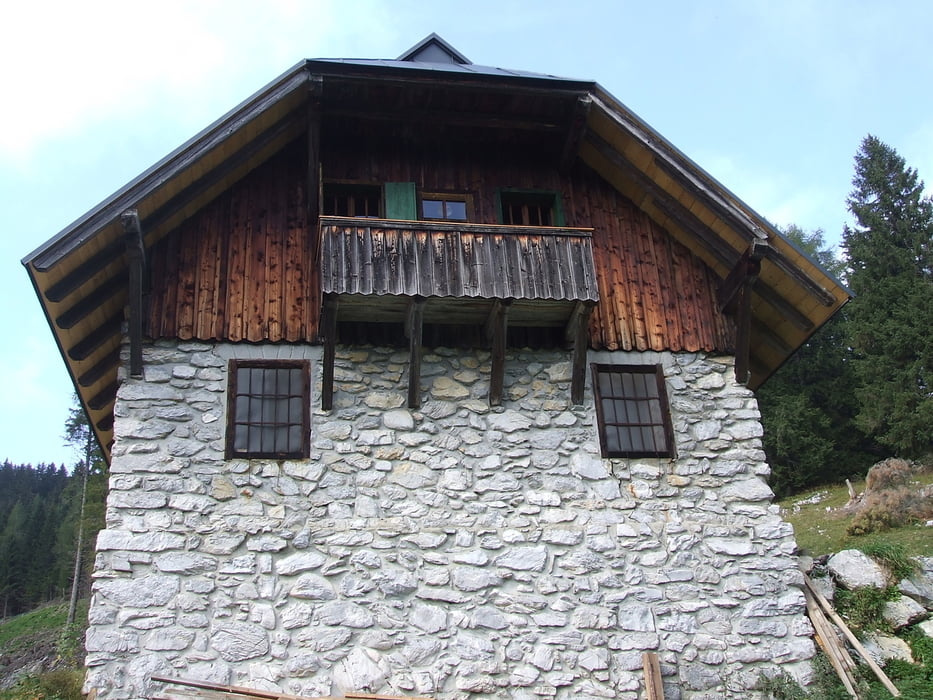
[319,216,599,326]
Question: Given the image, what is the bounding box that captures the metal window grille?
[226,360,310,459]
[592,364,674,458]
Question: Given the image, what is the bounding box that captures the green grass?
[779,471,933,559]
[0,603,70,652]
[0,600,89,700]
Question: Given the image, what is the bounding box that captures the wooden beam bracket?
[717,243,767,313]
[717,245,765,385]
[406,297,426,409]
[566,301,595,405]
[487,299,512,406]
[560,95,592,172]
[320,294,339,411]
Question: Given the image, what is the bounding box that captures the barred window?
[226,360,310,459]
[499,191,558,226]
[592,364,674,458]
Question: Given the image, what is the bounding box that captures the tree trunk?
[66,433,91,627]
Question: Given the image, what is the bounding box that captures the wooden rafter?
[587,131,823,333]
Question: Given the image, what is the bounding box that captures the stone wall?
[86,340,814,699]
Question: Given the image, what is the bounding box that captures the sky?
[2,0,932,468]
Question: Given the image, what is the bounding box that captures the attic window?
[226,360,310,459]
[592,364,674,458]
[422,193,470,221]
[323,183,382,218]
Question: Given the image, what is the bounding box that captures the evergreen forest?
[757,135,932,495]
[0,461,105,619]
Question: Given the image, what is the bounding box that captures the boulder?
[882,595,928,630]
[827,550,886,589]
[862,632,914,665]
[898,556,933,610]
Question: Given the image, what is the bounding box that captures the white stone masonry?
[85,341,814,699]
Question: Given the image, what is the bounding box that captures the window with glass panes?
[591,364,674,458]
[226,360,310,459]
[421,193,469,221]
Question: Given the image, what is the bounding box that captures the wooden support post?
[307,76,323,264]
[734,282,752,385]
[560,95,591,172]
[486,299,511,406]
[320,294,338,411]
[121,210,147,378]
[406,297,425,409]
[717,245,764,386]
[565,301,594,405]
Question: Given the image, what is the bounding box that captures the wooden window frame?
[591,363,675,458]
[322,182,383,218]
[420,192,472,222]
[226,359,311,459]
[497,189,565,227]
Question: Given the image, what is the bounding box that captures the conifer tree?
[63,396,107,625]
[758,226,874,495]
[843,135,933,456]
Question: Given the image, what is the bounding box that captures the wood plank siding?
[147,137,732,354]
[148,146,317,343]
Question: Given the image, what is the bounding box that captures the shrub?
[865,458,914,492]
[846,459,933,536]
[0,670,84,700]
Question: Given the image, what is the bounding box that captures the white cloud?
[688,149,844,247]
[0,0,386,163]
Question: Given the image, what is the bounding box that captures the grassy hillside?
[0,601,86,700]
[779,469,933,558]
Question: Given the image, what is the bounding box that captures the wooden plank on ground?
[805,574,901,697]
[642,651,664,700]
[804,585,859,698]
[151,674,434,700]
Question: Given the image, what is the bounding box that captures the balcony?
[318,216,600,408]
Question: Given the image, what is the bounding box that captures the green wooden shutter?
[552,193,566,227]
[384,182,417,220]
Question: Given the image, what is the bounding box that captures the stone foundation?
[86,340,814,699]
